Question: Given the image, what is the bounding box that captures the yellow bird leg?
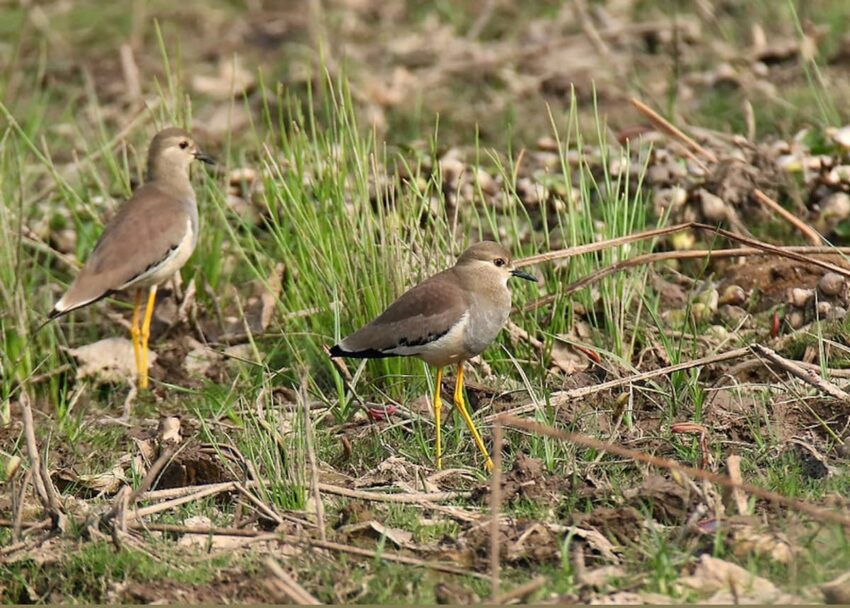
[130,289,143,383]
[434,367,443,470]
[138,285,158,390]
[453,363,494,472]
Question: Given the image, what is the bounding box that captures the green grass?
[2,0,850,603]
[0,540,230,603]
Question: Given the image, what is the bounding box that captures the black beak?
[194,151,216,165]
[510,269,538,282]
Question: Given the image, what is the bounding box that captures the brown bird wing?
[50,184,192,317]
[331,269,468,358]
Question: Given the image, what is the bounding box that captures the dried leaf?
[580,565,626,588]
[192,59,255,99]
[338,520,414,548]
[677,554,799,603]
[260,263,284,331]
[184,338,222,377]
[178,515,247,550]
[55,464,127,496]
[65,338,156,384]
[731,525,793,564]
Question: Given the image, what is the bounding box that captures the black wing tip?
[329,343,392,360]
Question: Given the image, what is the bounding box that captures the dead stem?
[265,557,322,604]
[126,522,488,579]
[752,189,821,246]
[485,576,547,604]
[522,245,850,313]
[517,221,850,279]
[489,347,750,421]
[630,97,719,163]
[498,415,850,528]
[20,390,60,514]
[489,421,503,598]
[751,344,850,401]
[301,376,326,540]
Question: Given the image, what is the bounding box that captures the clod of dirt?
[435,582,479,604]
[471,453,571,506]
[624,475,692,524]
[155,443,239,489]
[822,571,850,604]
[721,259,848,312]
[334,500,373,529]
[574,506,644,547]
[117,572,275,604]
[719,284,746,306]
[354,456,433,493]
[785,445,829,480]
[459,521,618,569]
[787,287,814,309]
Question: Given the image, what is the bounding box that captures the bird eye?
[494,258,506,267]
[179,141,189,150]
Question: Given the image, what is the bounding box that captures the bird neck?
[147,163,194,198]
[453,266,511,305]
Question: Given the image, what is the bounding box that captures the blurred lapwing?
[48,127,214,390]
[330,242,536,471]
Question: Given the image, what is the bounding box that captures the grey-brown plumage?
[49,127,213,318]
[329,241,537,471]
[48,127,213,393]
[330,242,536,366]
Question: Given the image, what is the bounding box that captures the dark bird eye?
[179,141,189,149]
[494,258,506,267]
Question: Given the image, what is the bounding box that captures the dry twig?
[265,557,322,605]
[630,97,718,163]
[498,415,850,527]
[486,576,547,604]
[517,222,850,280]
[726,455,750,516]
[126,522,486,579]
[751,344,850,401]
[20,391,60,514]
[522,245,850,313]
[301,378,326,540]
[752,189,821,246]
[317,483,471,504]
[489,421,503,598]
[489,347,750,421]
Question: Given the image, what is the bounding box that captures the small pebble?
[818,272,845,297]
[787,309,806,329]
[787,287,814,309]
[719,284,746,307]
[817,301,833,318]
[699,189,728,223]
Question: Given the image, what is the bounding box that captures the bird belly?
[120,218,196,290]
[463,304,508,357]
[396,312,471,367]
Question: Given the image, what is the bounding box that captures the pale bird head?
[147,127,214,181]
[455,241,537,287]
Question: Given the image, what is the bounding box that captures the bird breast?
[463,288,511,357]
